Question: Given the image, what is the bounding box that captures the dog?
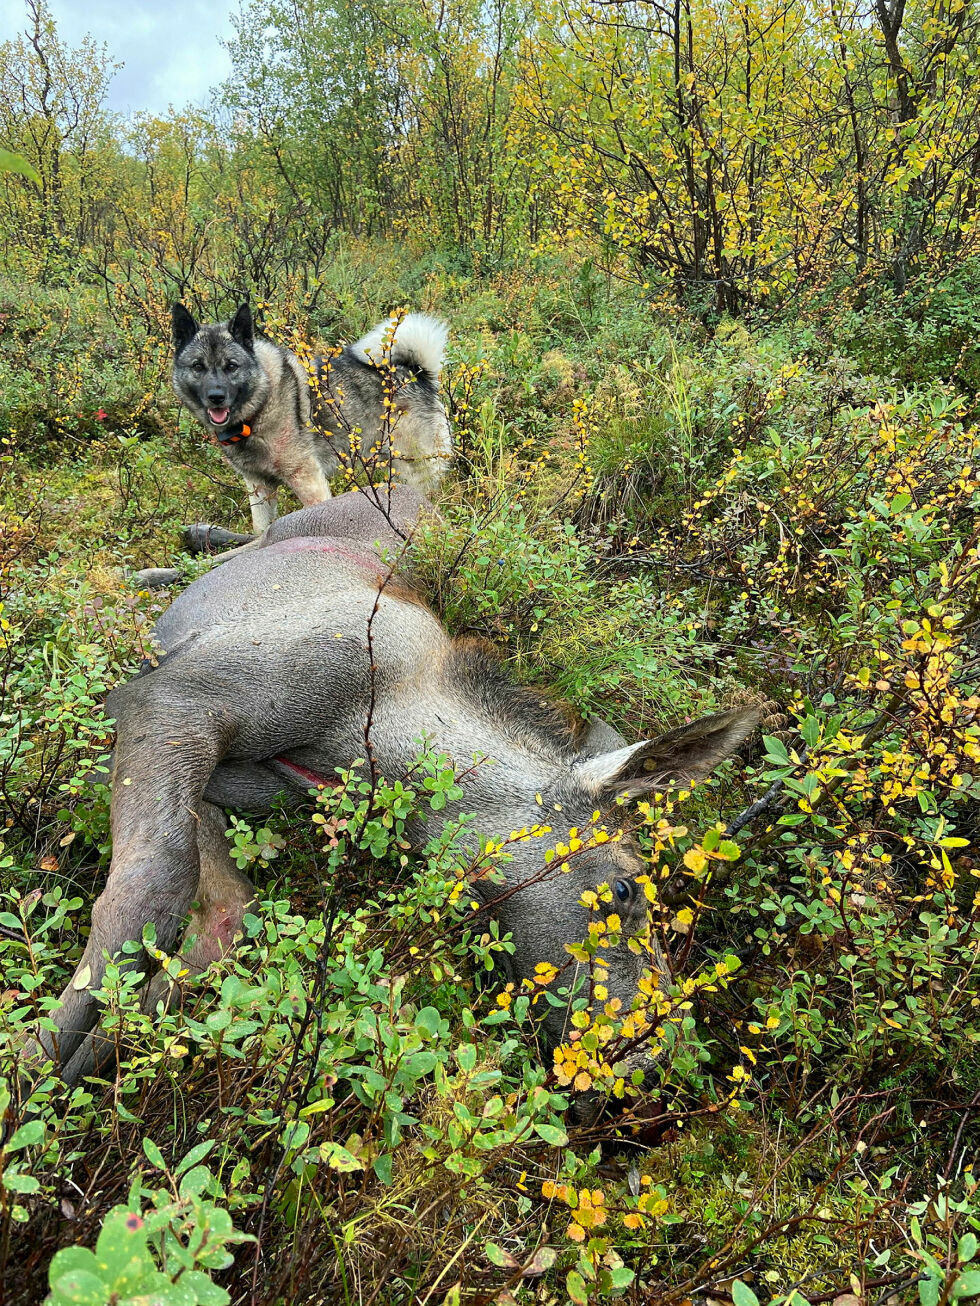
[171,303,452,532]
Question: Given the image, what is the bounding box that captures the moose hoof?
[182,523,254,555]
[131,567,182,589]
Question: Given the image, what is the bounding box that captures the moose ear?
[577,716,629,759]
[575,707,761,800]
[171,303,198,354]
[229,302,254,351]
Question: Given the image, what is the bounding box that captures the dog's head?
[171,303,269,435]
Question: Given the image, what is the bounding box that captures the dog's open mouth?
[207,407,230,426]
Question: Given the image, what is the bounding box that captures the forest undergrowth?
[0,242,978,1306]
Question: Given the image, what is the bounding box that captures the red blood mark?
[263,538,381,571]
[273,756,332,789]
[208,906,236,949]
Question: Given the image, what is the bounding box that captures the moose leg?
[182,524,255,556]
[145,802,257,1001]
[198,538,260,567]
[62,804,255,1084]
[39,679,238,1074]
[243,473,279,533]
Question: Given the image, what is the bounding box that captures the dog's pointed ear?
[575,707,761,801]
[229,302,254,351]
[172,303,198,355]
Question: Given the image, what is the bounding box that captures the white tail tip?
[351,313,449,382]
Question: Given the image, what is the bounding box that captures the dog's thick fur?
[171,303,452,531]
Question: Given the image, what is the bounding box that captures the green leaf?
[175,1139,215,1176]
[415,1006,444,1038]
[92,1209,155,1292]
[919,1275,941,1306]
[174,1269,231,1305]
[485,1241,518,1268]
[46,1268,107,1306]
[46,1247,99,1286]
[5,1119,44,1150]
[403,1050,438,1079]
[566,1268,590,1305]
[952,1271,980,1299]
[2,1170,40,1193]
[533,1122,568,1147]
[142,1277,201,1305]
[299,1097,335,1117]
[957,1233,977,1264]
[732,1282,761,1306]
[178,1165,212,1197]
[319,1142,364,1172]
[762,735,791,766]
[142,1137,166,1170]
[373,1153,393,1185]
[0,149,40,185]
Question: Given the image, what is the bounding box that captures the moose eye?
[614,879,633,903]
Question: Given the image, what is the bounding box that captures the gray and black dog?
[171,303,452,532]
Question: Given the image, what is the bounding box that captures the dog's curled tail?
[351,313,449,384]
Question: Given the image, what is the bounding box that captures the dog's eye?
[614,879,633,903]
[191,360,205,373]
[225,361,238,373]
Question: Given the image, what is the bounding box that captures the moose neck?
[372,637,583,846]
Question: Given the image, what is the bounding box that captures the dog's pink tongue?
[208,407,229,425]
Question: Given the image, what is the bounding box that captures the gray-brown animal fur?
[37,488,759,1091]
[171,304,452,532]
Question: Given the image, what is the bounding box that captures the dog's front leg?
[243,474,279,532]
[287,464,334,507]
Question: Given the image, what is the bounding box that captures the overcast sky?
[0,0,237,117]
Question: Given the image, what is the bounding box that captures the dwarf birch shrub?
[639,372,980,1109]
